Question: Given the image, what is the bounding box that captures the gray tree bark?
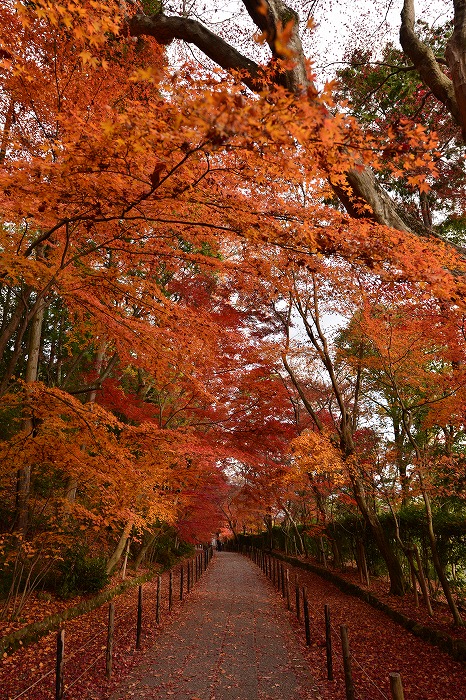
[128,0,439,242]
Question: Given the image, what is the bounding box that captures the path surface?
[110,552,320,700]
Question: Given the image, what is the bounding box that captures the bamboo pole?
[389,672,405,700]
[136,585,143,649]
[55,629,65,700]
[106,603,115,679]
[340,625,355,700]
[325,604,333,681]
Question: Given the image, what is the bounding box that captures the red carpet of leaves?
[264,557,466,700]
[1,566,189,700]
[2,554,466,700]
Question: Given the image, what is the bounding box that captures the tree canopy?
[1,0,466,622]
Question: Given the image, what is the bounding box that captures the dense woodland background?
[1,0,466,629]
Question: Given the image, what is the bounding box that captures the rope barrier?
[7,551,212,700]
[258,552,390,700]
[64,650,105,693]
[66,626,106,661]
[9,668,55,700]
[350,655,390,700]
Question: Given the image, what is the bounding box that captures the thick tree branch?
[128,13,263,92]
[242,0,308,91]
[128,2,446,242]
[446,0,466,139]
[400,0,461,129]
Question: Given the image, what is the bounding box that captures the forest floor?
[286,553,466,644]
[1,551,466,699]
[269,553,466,700]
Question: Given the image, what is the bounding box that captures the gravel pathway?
[109,552,321,700]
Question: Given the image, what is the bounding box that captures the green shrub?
[57,546,109,598]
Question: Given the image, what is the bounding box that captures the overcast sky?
[165,0,453,82]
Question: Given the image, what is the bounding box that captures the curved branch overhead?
[128,13,262,91]
[446,0,466,139]
[400,0,461,130]
[129,1,464,248]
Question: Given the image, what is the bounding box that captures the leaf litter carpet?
[109,552,320,700]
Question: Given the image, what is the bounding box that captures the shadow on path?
[110,552,321,700]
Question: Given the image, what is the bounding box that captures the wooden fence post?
[295,575,300,621]
[285,569,291,610]
[340,624,355,700]
[303,587,311,646]
[389,672,405,700]
[56,629,65,700]
[156,575,161,624]
[187,561,191,593]
[136,585,143,649]
[180,565,184,601]
[106,602,115,679]
[324,604,333,681]
[169,571,173,612]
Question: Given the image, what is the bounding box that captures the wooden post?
[180,565,184,600]
[340,624,355,700]
[56,629,65,700]
[295,575,300,621]
[187,560,191,593]
[389,672,405,700]
[156,575,161,624]
[285,569,291,610]
[136,585,143,649]
[303,587,311,646]
[281,563,285,597]
[106,602,115,679]
[324,604,333,681]
[169,571,173,612]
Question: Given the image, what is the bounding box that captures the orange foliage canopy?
[1,0,466,565]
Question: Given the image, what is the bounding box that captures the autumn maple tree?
[1,0,466,627]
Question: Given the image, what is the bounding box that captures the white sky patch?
[164,0,453,86]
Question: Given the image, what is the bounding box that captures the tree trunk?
[106,520,133,575]
[420,479,463,625]
[411,545,434,616]
[351,476,405,595]
[134,529,162,570]
[64,339,108,509]
[281,503,305,555]
[15,301,45,534]
[356,537,370,587]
